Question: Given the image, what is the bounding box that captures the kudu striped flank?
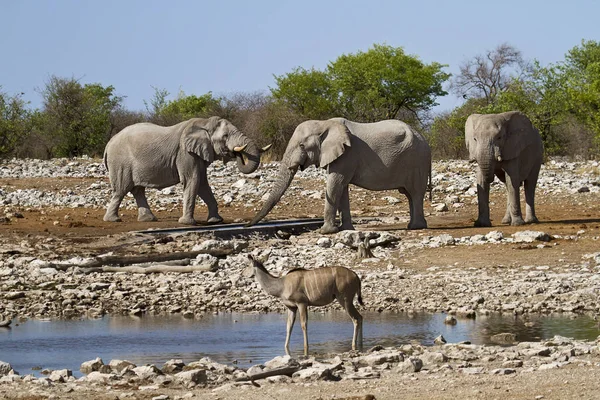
[247,254,363,356]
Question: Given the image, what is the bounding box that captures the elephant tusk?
[233,144,248,153]
[260,144,273,153]
[497,156,503,162]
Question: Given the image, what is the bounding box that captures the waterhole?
[0,311,597,376]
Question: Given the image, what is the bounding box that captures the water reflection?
[0,311,597,377]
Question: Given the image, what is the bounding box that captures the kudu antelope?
[247,254,363,356]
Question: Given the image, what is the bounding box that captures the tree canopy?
[271,44,450,123]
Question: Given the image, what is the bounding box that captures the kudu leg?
[285,308,296,356]
[339,296,363,351]
[298,303,309,356]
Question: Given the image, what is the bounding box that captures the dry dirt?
[2,172,600,399]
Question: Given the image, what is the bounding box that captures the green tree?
[271,44,450,123]
[40,76,123,157]
[563,40,600,141]
[0,88,31,158]
[145,88,220,125]
[428,98,487,159]
[271,67,337,120]
[329,44,449,122]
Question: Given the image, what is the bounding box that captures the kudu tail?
[357,280,364,306]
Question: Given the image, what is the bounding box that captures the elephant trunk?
[235,140,261,174]
[248,164,297,226]
[477,144,496,185]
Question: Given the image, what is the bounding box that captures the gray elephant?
[465,111,543,227]
[249,118,431,233]
[104,116,269,225]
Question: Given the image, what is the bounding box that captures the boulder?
[80,357,104,374]
[48,369,72,383]
[174,369,207,385]
[0,361,13,376]
[133,365,163,380]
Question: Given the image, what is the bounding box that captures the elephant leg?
[524,166,541,224]
[475,170,492,227]
[401,188,427,230]
[339,185,354,231]
[504,170,525,226]
[320,172,345,234]
[103,191,125,222]
[196,168,223,224]
[131,187,157,222]
[178,175,198,225]
[502,196,512,225]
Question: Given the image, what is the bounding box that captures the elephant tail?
[103,149,109,174]
[427,163,433,201]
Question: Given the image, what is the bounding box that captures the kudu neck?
[253,263,284,298]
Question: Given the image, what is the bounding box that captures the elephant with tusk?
[465,111,544,227]
[103,116,270,225]
[248,118,432,233]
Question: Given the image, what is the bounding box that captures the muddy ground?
[1,158,600,399]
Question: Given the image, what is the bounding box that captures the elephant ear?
[502,112,537,161]
[181,119,215,162]
[465,114,478,161]
[319,121,351,168]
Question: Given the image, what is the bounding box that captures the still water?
[0,311,597,376]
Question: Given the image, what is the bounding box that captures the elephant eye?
[473,138,477,142]
[299,143,305,149]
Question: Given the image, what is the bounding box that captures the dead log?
[82,263,216,274]
[0,319,11,327]
[48,248,235,271]
[349,236,401,251]
[235,365,302,382]
[357,237,374,259]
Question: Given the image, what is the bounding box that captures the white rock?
[513,231,552,243]
[316,237,332,248]
[48,369,72,382]
[0,361,12,376]
[175,369,207,385]
[80,357,104,374]
[133,365,162,380]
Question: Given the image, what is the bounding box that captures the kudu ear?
[319,121,351,168]
[181,119,215,163]
[502,112,537,161]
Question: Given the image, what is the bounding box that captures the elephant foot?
[319,223,339,235]
[474,219,492,227]
[502,215,512,224]
[339,223,355,231]
[207,215,224,225]
[137,211,157,222]
[511,216,526,226]
[525,216,539,224]
[178,216,197,225]
[103,213,122,222]
[408,219,428,230]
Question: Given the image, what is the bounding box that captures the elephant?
[465,111,544,227]
[248,118,432,233]
[103,116,269,225]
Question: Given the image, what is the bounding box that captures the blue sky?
[1,0,598,114]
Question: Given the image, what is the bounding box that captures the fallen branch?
[82,263,216,274]
[235,365,302,382]
[348,236,401,251]
[0,319,11,327]
[49,248,235,271]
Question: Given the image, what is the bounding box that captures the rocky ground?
[1,156,600,399]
